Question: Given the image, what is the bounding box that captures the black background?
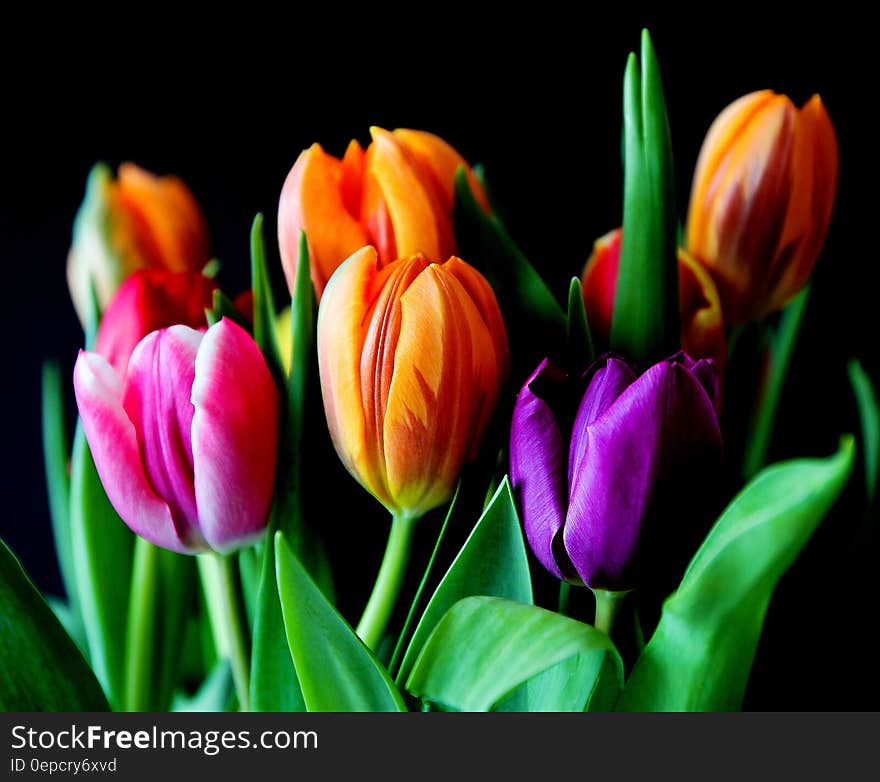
[2,13,876,709]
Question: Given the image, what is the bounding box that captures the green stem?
[390,488,458,681]
[558,581,571,616]
[356,513,418,651]
[124,538,161,711]
[592,589,628,637]
[199,553,251,711]
[742,286,810,479]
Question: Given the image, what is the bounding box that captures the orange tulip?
[278,128,489,299]
[67,163,211,327]
[318,247,508,519]
[686,90,838,324]
[582,228,726,378]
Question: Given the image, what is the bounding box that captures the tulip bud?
[318,247,508,519]
[94,269,217,376]
[582,228,726,377]
[686,90,838,323]
[67,163,211,328]
[278,128,489,299]
[73,318,279,554]
[510,353,722,590]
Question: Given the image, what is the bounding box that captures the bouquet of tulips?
[2,30,872,713]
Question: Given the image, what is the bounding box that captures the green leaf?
[206,289,251,331]
[454,167,565,373]
[407,596,623,712]
[275,533,405,712]
[0,538,109,711]
[250,232,328,711]
[69,421,135,709]
[396,477,532,684]
[41,361,77,617]
[250,213,285,389]
[566,277,595,371]
[611,29,679,365]
[848,359,879,503]
[172,661,234,712]
[618,436,855,711]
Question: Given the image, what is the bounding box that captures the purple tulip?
[510,352,722,591]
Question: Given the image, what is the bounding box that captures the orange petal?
[116,163,211,273]
[278,143,370,298]
[317,246,385,504]
[394,128,491,214]
[383,263,495,516]
[678,248,726,381]
[366,127,453,262]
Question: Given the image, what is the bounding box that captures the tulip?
[318,246,507,649]
[94,269,217,376]
[67,163,211,328]
[319,246,507,517]
[686,90,838,323]
[582,228,726,377]
[509,353,722,601]
[278,128,489,299]
[73,318,279,554]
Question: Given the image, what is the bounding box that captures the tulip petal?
[278,143,370,297]
[564,356,721,589]
[123,327,203,547]
[382,263,495,516]
[319,247,394,508]
[367,127,454,262]
[393,128,491,214]
[567,357,638,490]
[509,359,571,580]
[191,318,279,552]
[73,350,192,553]
[116,163,211,273]
[95,270,216,377]
[677,251,726,387]
[580,229,622,348]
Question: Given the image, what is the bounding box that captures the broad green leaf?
[396,477,532,684]
[238,544,262,631]
[47,597,88,656]
[566,277,594,371]
[69,421,135,709]
[611,29,679,365]
[848,359,879,503]
[406,596,623,712]
[41,361,77,618]
[0,538,109,711]
[454,168,565,374]
[172,661,233,712]
[618,436,854,711]
[275,533,405,712]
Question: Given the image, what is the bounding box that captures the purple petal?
[509,359,569,580]
[191,318,279,553]
[564,357,721,589]
[123,326,205,549]
[568,355,637,490]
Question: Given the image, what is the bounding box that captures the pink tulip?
[73,318,279,554]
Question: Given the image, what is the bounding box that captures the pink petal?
[191,318,279,552]
[72,350,194,553]
[123,327,204,549]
